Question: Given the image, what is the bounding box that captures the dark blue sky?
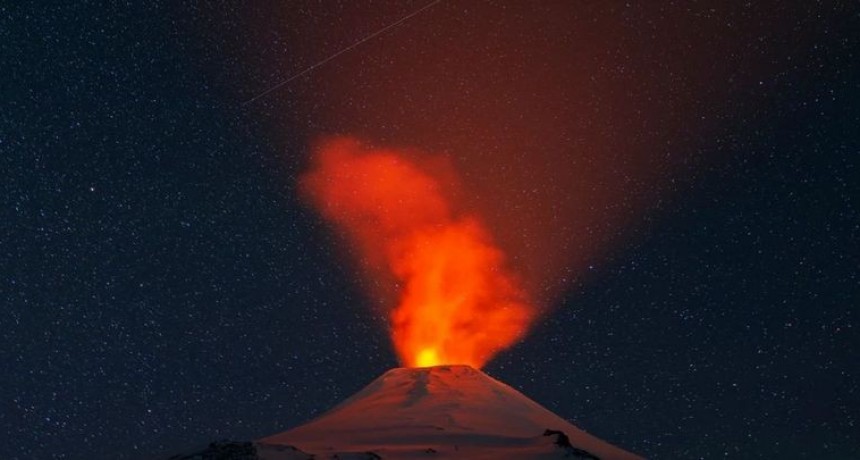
[2,2,858,459]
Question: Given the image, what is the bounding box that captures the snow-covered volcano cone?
[256,365,641,460]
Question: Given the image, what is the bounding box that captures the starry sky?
[3,2,859,459]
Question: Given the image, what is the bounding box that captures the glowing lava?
[301,137,534,368]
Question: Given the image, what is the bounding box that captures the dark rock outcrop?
[543,429,601,459]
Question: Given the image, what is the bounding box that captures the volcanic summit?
[256,365,641,459]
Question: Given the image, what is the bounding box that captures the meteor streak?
[243,0,442,106]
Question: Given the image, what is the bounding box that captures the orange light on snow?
[301,137,534,368]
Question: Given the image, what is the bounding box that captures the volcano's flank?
[257,365,641,459]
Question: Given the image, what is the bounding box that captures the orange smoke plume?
[300,137,535,368]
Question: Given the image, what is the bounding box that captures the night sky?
[3,2,859,460]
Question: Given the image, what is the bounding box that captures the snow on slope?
[257,365,642,460]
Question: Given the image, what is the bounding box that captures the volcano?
[256,365,641,459]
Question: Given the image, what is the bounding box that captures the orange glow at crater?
[300,137,535,368]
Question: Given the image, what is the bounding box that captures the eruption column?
[301,137,535,368]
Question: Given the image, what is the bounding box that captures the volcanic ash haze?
[257,365,642,460]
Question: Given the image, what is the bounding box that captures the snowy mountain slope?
[256,365,642,459]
